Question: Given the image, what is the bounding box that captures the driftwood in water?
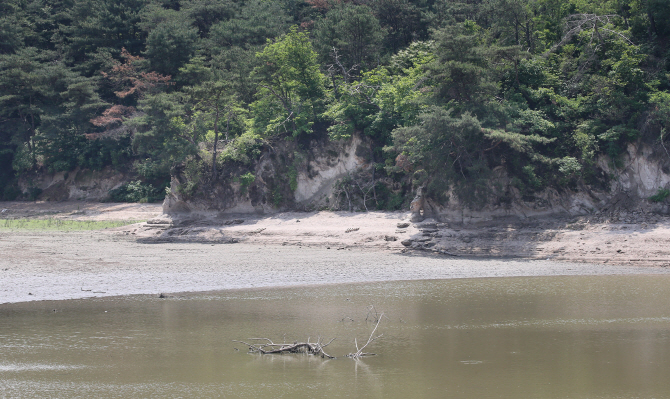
[233,337,337,359]
[234,312,384,360]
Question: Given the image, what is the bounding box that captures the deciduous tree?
[251,27,326,137]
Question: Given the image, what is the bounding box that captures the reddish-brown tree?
[89,49,173,137]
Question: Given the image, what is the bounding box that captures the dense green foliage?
[1,0,669,205]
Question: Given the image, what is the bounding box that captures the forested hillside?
[1,0,669,208]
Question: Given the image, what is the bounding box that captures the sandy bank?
[3,230,670,304]
[1,201,670,304]
[130,207,670,268]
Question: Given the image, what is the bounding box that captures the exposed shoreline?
[1,201,670,304]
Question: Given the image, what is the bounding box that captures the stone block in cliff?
[163,194,191,214]
[294,135,369,207]
[409,186,425,222]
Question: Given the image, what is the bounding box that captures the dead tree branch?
[546,14,633,56]
[331,170,377,211]
[352,171,376,212]
[327,47,358,85]
[235,309,385,360]
[347,312,384,359]
[233,337,336,359]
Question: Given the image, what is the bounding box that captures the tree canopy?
[1,0,669,206]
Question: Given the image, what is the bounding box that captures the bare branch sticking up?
[347,312,384,359]
[545,13,633,57]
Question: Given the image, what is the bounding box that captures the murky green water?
[2,275,670,398]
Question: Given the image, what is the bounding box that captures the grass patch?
[0,218,142,231]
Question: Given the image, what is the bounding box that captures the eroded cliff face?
[428,142,670,224]
[605,143,670,198]
[293,135,367,204]
[163,134,372,215]
[18,167,132,202]
[162,136,670,221]
[15,135,669,223]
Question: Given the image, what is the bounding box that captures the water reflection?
[1,275,670,398]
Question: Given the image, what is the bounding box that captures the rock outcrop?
[429,142,670,224]
[164,134,372,215]
[18,166,133,202]
[166,138,670,222]
[15,135,669,225]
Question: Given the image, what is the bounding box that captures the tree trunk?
[225,109,231,142]
[212,104,220,180]
[514,15,520,46]
[525,20,533,52]
[514,58,520,87]
[648,10,658,39]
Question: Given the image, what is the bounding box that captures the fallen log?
[233,337,337,359]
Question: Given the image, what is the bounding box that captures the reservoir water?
[2,275,670,398]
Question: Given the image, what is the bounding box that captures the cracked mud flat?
[1,201,670,304]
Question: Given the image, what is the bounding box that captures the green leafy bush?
[108,180,167,203]
[26,187,42,201]
[2,184,21,201]
[238,172,255,187]
[373,183,405,210]
[219,132,263,164]
[557,157,582,177]
[649,188,670,203]
[235,172,256,194]
[270,186,284,207]
[41,135,133,173]
[287,167,298,192]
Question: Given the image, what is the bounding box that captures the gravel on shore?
[2,230,670,304]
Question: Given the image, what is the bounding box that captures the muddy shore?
[1,201,669,304]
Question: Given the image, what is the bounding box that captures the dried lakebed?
[2,230,670,304]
